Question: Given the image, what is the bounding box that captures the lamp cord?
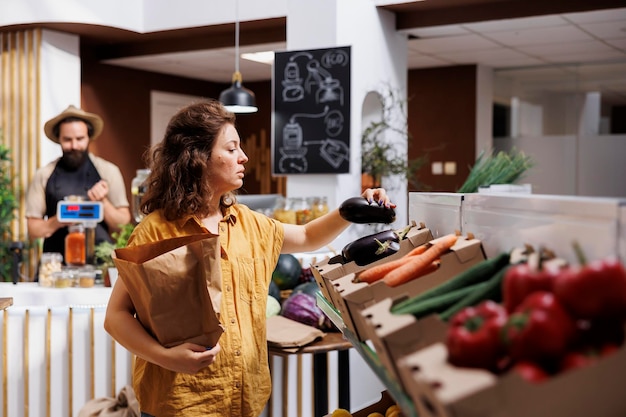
[235,0,240,74]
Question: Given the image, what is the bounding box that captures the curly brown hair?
[140,99,237,221]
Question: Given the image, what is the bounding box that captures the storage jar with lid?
[292,197,312,225]
[131,169,151,224]
[38,252,63,287]
[65,224,86,266]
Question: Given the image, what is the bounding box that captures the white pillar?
[285,0,408,249]
[39,29,81,165]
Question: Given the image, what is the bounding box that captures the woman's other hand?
[160,342,222,374]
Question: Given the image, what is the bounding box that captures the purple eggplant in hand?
[339,196,396,224]
[341,224,413,266]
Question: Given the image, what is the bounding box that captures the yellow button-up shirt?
[127,204,284,417]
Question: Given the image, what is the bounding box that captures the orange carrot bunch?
[355,233,459,287]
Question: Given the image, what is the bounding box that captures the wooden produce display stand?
[267,332,352,417]
[314,192,626,417]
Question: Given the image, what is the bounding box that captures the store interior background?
[1,1,626,415]
[89,2,626,200]
[4,0,624,203]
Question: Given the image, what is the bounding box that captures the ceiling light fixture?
[219,0,258,114]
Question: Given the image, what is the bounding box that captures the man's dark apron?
[43,157,113,261]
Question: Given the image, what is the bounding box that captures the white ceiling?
[104,7,626,104]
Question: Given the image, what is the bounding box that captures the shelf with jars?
[272,196,329,225]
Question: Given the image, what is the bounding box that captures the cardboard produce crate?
[396,339,626,417]
[356,238,485,383]
[333,232,485,341]
[311,223,432,311]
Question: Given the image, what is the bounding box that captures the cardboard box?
[340,235,485,343]
[396,339,626,417]
[354,237,485,383]
[311,223,432,311]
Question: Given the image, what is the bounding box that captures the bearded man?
[25,105,131,263]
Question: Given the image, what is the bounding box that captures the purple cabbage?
[281,293,334,331]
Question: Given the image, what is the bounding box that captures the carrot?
[354,244,428,284]
[382,234,459,287]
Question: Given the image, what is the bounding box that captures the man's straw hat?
[44,105,104,143]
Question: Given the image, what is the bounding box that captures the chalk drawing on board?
[305,60,344,106]
[281,51,313,102]
[273,46,351,174]
[277,106,349,173]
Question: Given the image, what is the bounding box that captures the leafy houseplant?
[0,140,19,282]
[361,87,428,191]
[94,222,135,269]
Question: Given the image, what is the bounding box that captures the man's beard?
[60,149,88,171]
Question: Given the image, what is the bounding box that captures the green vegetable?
[457,149,534,193]
[439,264,512,322]
[266,295,282,317]
[272,254,303,290]
[392,280,490,318]
[390,252,511,315]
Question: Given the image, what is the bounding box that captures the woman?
[104,99,395,417]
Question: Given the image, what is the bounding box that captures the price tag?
[57,201,104,223]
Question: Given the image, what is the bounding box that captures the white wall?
[494,134,626,197]
[39,29,81,166]
[284,0,408,253]
[0,0,143,31]
[0,0,287,32]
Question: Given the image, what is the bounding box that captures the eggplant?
[341,224,413,266]
[339,196,396,224]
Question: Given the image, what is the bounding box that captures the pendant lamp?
[219,0,258,113]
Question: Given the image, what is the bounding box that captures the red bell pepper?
[576,318,625,347]
[560,343,619,373]
[501,291,577,362]
[513,360,550,383]
[553,247,626,320]
[502,259,558,313]
[446,300,508,371]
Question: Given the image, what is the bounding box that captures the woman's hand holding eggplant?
[339,189,396,224]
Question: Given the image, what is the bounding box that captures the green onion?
[457,149,534,193]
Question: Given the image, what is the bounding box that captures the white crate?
[462,193,626,264]
[409,193,465,238]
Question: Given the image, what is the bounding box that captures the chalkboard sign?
[272,46,351,174]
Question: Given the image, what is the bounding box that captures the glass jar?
[292,197,312,225]
[311,196,329,219]
[272,196,297,224]
[77,266,96,288]
[65,224,86,266]
[131,169,151,224]
[52,270,72,288]
[38,252,63,287]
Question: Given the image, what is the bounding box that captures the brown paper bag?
[266,315,325,349]
[78,385,139,417]
[113,233,224,348]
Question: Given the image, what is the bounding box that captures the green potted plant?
[0,138,19,282]
[94,222,135,286]
[361,86,428,191]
